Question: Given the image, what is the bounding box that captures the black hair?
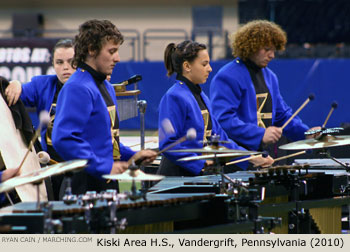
[164,40,206,76]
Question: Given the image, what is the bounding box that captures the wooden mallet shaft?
[157,136,186,155]
[322,102,338,128]
[273,150,306,162]
[17,110,50,173]
[17,129,41,173]
[226,154,262,166]
[281,94,314,130]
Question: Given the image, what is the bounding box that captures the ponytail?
[164,43,176,77]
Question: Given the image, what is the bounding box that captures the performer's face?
[183,49,212,85]
[53,47,75,84]
[91,40,121,76]
[250,46,275,68]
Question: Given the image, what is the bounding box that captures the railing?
[142,29,189,61]
[0,28,231,61]
[191,27,229,60]
[0,28,141,61]
[1,28,349,61]
[119,29,141,61]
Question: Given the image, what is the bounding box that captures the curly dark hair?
[164,40,206,76]
[72,19,124,68]
[230,20,287,60]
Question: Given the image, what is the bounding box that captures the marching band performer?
[5,39,75,160]
[157,40,273,176]
[210,20,319,153]
[4,39,75,199]
[52,20,156,195]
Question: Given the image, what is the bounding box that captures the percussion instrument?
[169,146,260,154]
[279,135,350,150]
[0,160,87,193]
[116,90,140,121]
[103,169,164,182]
[177,152,251,162]
[114,75,142,122]
[304,127,343,136]
[294,158,350,169]
[0,192,217,233]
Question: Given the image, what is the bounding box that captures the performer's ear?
[88,46,96,57]
[183,61,191,73]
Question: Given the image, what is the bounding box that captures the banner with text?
[0,38,60,83]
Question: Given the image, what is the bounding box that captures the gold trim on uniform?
[201,109,212,143]
[108,105,121,160]
[256,92,272,128]
[46,103,56,146]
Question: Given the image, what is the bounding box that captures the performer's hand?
[5,80,22,106]
[251,155,274,168]
[1,167,20,182]
[128,149,157,166]
[110,161,129,174]
[262,126,282,144]
[305,126,322,139]
[205,160,214,167]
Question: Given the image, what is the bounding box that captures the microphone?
[17,110,50,172]
[322,101,338,128]
[112,75,142,91]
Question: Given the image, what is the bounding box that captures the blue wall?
[28,59,350,130]
[111,59,350,130]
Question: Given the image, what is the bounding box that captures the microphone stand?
[137,100,147,151]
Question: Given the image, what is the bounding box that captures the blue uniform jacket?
[52,69,135,179]
[210,58,309,151]
[20,75,58,151]
[159,80,247,175]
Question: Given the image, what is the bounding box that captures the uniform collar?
[176,74,202,95]
[242,58,262,73]
[78,62,106,84]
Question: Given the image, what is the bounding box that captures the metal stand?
[32,180,43,210]
[122,162,147,201]
[137,100,147,150]
[62,172,77,204]
[101,190,127,234]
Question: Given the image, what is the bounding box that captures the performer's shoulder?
[31,74,57,82]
